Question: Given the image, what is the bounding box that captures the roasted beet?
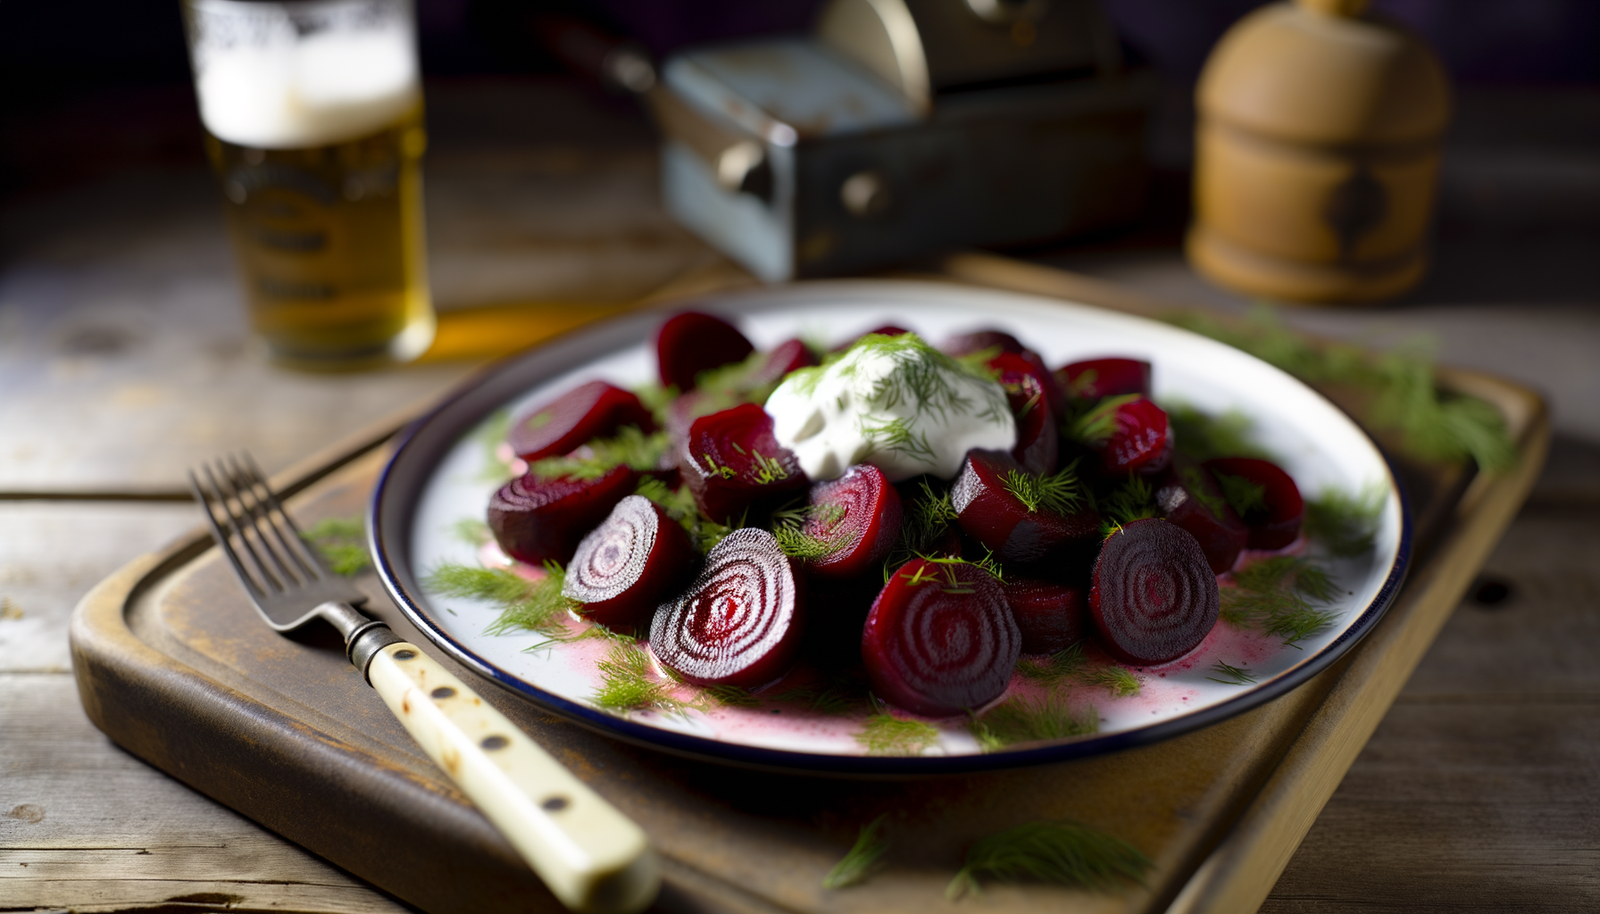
[664,339,818,450]
[1076,395,1172,476]
[1090,518,1219,665]
[1155,457,1248,574]
[950,450,1101,565]
[680,403,808,524]
[991,353,1059,475]
[941,328,1026,357]
[507,381,655,462]
[563,495,695,629]
[832,325,909,351]
[1003,577,1086,654]
[1205,457,1304,550]
[862,558,1021,716]
[487,465,636,565]
[756,338,819,383]
[1056,357,1151,404]
[649,528,804,689]
[801,464,904,579]
[655,311,755,391]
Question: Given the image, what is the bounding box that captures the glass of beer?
[181,0,435,368]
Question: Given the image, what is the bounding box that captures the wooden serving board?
[69,268,1548,914]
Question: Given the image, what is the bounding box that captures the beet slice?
[941,328,1026,357]
[655,311,755,391]
[507,380,656,462]
[1004,576,1086,654]
[1089,518,1219,665]
[950,450,1101,565]
[1155,456,1248,574]
[1081,395,1172,476]
[802,464,904,579]
[1204,457,1304,550]
[862,557,1021,716]
[563,495,695,629]
[487,465,636,565]
[1056,357,1151,404]
[991,353,1059,475]
[649,528,804,689]
[679,403,808,524]
[664,338,818,450]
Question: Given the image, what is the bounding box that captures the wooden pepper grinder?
[1187,0,1451,304]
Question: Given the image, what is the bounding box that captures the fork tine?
[218,455,306,591]
[188,464,269,600]
[206,458,291,595]
[238,452,331,581]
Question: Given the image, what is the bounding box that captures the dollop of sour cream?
[764,333,1015,482]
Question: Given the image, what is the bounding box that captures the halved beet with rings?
[1155,456,1248,574]
[1056,357,1151,405]
[862,557,1021,716]
[801,464,903,579]
[1087,395,1173,476]
[563,495,695,629]
[507,380,655,462]
[679,403,808,524]
[655,311,755,391]
[1003,576,1086,655]
[1089,518,1219,665]
[950,449,1101,565]
[487,465,635,565]
[650,528,804,689]
[1204,457,1304,550]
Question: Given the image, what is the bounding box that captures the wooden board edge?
[1162,393,1552,914]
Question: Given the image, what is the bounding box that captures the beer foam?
[196,29,420,149]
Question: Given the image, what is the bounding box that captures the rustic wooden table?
[2,79,1596,912]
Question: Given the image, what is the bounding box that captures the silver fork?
[189,454,658,914]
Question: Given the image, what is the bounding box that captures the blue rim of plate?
[369,282,1413,777]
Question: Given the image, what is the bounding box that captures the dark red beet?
[1056,357,1152,404]
[649,528,804,689]
[941,328,1026,357]
[1090,518,1220,665]
[1003,576,1086,654]
[563,495,695,629]
[862,558,1021,716]
[664,338,817,448]
[950,450,1101,565]
[832,325,909,351]
[1155,456,1248,574]
[755,338,819,384]
[655,311,755,391]
[1205,457,1304,550]
[507,381,655,462]
[1092,396,1173,476]
[802,464,904,579]
[487,465,635,565]
[991,352,1059,475]
[680,403,809,524]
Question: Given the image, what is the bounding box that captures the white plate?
[371,281,1410,775]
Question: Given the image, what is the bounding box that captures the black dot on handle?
[542,795,570,812]
[481,735,509,751]
[431,686,455,700]
[394,650,416,660]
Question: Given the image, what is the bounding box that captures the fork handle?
[364,640,659,914]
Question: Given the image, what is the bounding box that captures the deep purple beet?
[655,311,754,391]
[802,464,903,579]
[1003,576,1086,654]
[507,380,655,462]
[487,465,636,565]
[563,495,694,629]
[1089,518,1219,665]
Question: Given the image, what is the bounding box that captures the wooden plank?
[0,673,405,914]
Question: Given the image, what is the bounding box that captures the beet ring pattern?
[1090,518,1220,665]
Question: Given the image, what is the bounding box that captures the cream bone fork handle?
[188,454,659,914]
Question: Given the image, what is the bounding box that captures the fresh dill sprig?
[822,815,892,889]
[1179,465,1230,518]
[528,426,670,481]
[946,821,1152,899]
[970,694,1098,751]
[1015,642,1088,688]
[1222,556,1340,646]
[1000,461,1083,515]
[1213,472,1267,518]
[300,517,369,576]
[768,682,861,715]
[1099,475,1158,533]
[631,381,678,429]
[424,561,575,637]
[858,415,936,461]
[1163,402,1274,463]
[884,478,959,576]
[856,702,940,756]
[1076,665,1142,698]
[1066,393,1140,446]
[693,684,760,709]
[1206,661,1258,685]
[593,641,683,713]
[770,502,849,561]
[450,517,494,547]
[1304,484,1385,557]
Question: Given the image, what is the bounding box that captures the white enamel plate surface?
[371,281,1409,775]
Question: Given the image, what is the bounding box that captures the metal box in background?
[648,0,1157,282]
